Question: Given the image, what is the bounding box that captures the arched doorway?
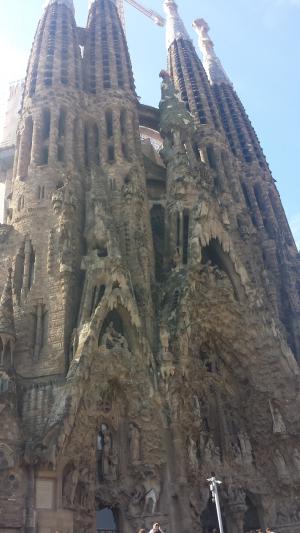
[243,495,261,532]
[201,496,227,533]
[96,507,118,532]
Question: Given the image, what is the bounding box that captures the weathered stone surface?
[0,0,299,532]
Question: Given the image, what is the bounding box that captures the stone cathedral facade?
[0,0,299,531]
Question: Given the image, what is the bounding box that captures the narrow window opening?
[42,109,51,140]
[122,142,128,160]
[176,214,181,249]
[192,143,200,161]
[106,111,113,139]
[41,146,49,165]
[182,211,190,265]
[93,124,100,165]
[58,109,66,138]
[37,186,45,200]
[206,144,217,170]
[58,145,65,162]
[108,145,115,163]
[84,125,89,168]
[28,249,35,290]
[120,110,126,135]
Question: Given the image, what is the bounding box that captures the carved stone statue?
[269,401,286,434]
[102,430,112,477]
[101,322,128,351]
[292,448,300,472]
[188,436,198,471]
[128,485,145,517]
[62,465,79,507]
[129,423,141,463]
[274,449,287,478]
[238,431,253,464]
[143,488,158,515]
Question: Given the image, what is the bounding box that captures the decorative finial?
[193,18,231,85]
[163,0,191,50]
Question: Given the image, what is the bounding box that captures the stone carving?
[273,449,287,478]
[101,322,128,351]
[292,448,300,472]
[238,431,253,465]
[98,425,118,481]
[129,423,141,464]
[231,441,243,464]
[269,401,286,434]
[128,484,145,517]
[0,443,14,470]
[276,501,300,525]
[143,488,159,515]
[62,464,79,507]
[204,436,221,465]
[187,436,198,470]
[226,485,246,507]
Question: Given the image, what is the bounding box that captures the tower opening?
[182,210,190,265]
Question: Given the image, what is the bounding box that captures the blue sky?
[0,0,299,246]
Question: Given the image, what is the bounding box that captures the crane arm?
[125,0,166,27]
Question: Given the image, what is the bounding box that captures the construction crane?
[116,0,166,31]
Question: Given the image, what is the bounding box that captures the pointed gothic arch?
[97,305,137,353]
[201,238,245,301]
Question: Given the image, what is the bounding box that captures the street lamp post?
[207,475,225,533]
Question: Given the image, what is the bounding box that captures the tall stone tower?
[0,0,299,532]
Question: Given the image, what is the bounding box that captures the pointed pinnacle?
[193,18,230,85]
[163,0,191,49]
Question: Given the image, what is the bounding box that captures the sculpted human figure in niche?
[143,488,158,515]
[188,436,198,470]
[269,401,286,434]
[274,449,287,478]
[62,464,79,507]
[102,429,112,477]
[101,322,128,351]
[129,423,141,464]
[238,431,253,464]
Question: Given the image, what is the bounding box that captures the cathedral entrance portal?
[96,508,119,533]
[201,497,227,533]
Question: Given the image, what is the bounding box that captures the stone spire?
[163,0,191,49]
[163,1,221,130]
[0,268,16,341]
[193,18,230,85]
[46,0,75,14]
[84,0,135,94]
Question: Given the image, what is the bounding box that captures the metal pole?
[207,476,225,533]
